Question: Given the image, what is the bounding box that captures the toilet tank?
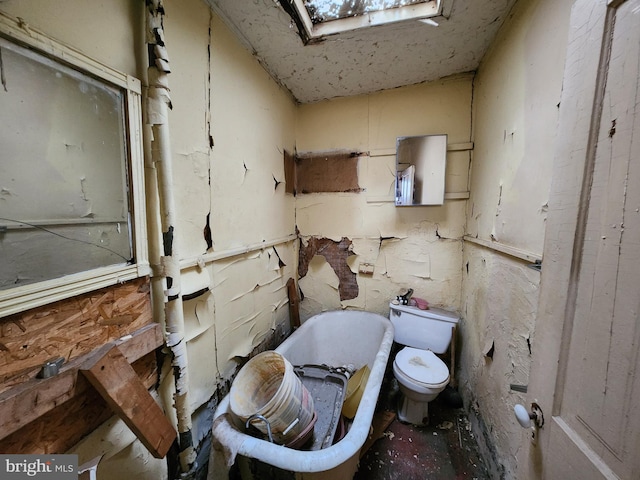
[389,303,459,354]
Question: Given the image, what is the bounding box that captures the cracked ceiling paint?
[206,0,518,103]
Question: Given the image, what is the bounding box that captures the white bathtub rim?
[211,310,395,473]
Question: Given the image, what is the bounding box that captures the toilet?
[389,302,459,426]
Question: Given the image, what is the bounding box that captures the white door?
[397,164,415,205]
[526,0,640,478]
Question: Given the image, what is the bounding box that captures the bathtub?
[209,310,395,480]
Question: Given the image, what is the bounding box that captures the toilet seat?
[394,347,449,388]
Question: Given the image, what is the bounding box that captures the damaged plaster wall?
[156,0,297,460]
[459,0,574,477]
[296,75,472,319]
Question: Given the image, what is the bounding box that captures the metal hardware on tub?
[246,414,274,443]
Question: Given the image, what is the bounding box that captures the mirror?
[395,134,447,206]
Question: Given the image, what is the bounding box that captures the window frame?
[283,0,442,43]
[0,12,149,317]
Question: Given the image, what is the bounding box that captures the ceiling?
[206,0,519,104]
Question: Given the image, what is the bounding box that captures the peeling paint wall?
[296,75,472,319]
[157,0,298,465]
[459,0,574,477]
[0,0,581,477]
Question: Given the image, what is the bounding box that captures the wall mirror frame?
[395,134,448,206]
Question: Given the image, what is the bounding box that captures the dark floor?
[227,362,490,480]
[354,374,490,480]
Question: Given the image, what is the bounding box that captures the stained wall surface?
[0,0,582,478]
[0,0,297,478]
[147,0,299,461]
[459,0,574,477]
[295,75,473,319]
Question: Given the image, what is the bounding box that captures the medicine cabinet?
[395,134,447,206]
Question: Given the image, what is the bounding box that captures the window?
[281,0,442,43]
[0,13,148,316]
[305,0,430,23]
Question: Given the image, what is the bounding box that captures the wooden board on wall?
[295,152,361,194]
[0,352,158,454]
[0,277,153,393]
[0,277,166,455]
[81,346,175,458]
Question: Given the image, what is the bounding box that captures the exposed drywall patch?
[294,151,362,194]
[298,236,358,300]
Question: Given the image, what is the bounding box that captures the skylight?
[305,0,429,24]
[281,0,442,43]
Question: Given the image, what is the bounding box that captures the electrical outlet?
[358,262,374,275]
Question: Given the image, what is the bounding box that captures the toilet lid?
[395,347,449,385]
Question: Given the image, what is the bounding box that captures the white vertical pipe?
[145,0,195,473]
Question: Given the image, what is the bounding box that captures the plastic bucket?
[230,351,315,444]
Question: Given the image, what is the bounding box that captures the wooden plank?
[0,323,163,441]
[369,142,474,157]
[359,410,396,458]
[444,191,470,200]
[0,352,157,454]
[80,345,176,458]
[287,278,300,329]
[447,142,474,152]
[463,235,543,263]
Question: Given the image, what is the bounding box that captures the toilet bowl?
[389,303,459,426]
[393,347,450,424]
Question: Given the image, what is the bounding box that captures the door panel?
[530,0,640,479]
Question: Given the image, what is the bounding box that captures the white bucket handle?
[282,417,300,436]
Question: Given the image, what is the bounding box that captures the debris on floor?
[359,410,396,459]
[354,377,489,480]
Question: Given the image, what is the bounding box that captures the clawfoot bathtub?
[209,309,394,479]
